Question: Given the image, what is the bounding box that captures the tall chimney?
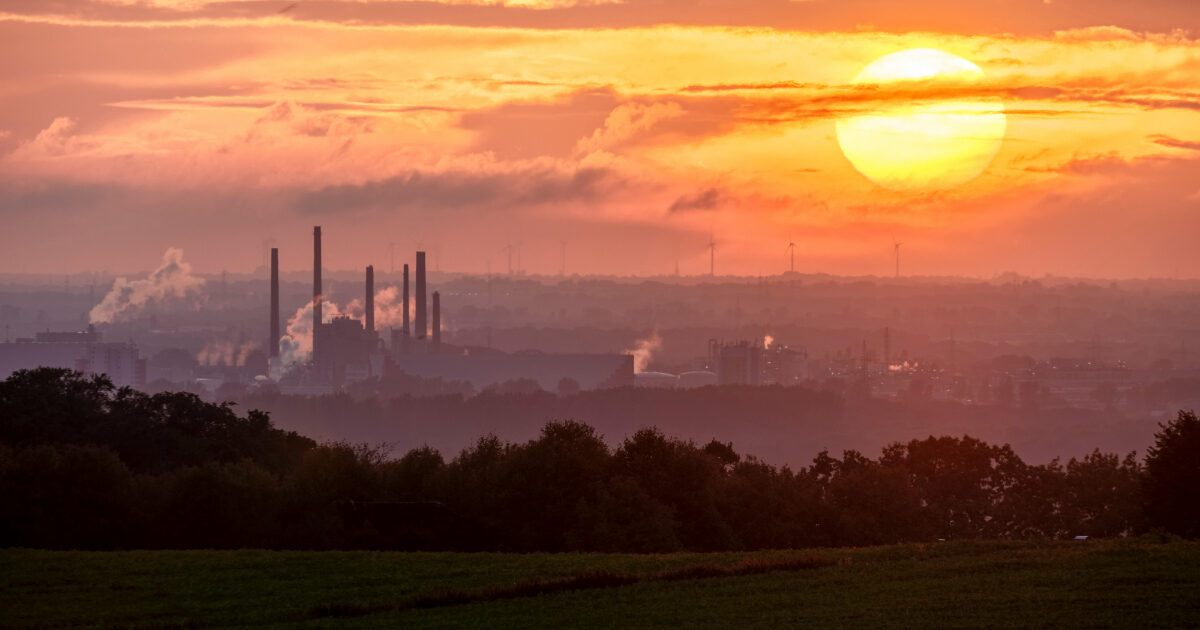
[313,226,322,332]
[432,290,441,353]
[269,247,279,358]
[402,264,410,336]
[365,265,374,333]
[415,251,427,339]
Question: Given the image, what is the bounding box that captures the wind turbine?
[501,244,513,275]
[785,241,797,273]
[893,238,903,279]
[708,235,716,277]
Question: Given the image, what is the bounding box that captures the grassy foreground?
[2,540,1198,629]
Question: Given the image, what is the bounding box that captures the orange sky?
[2,1,1200,277]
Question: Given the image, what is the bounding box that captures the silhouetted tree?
[1143,410,1200,537]
[615,428,738,550]
[496,421,608,550]
[1062,450,1143,537]
[568,475,680,552]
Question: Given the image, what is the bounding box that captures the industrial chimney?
[402,264,410,335]
[415,251,427,339]
[432,290,441,353]
[269,247,279,358]
[365,265,375,333]
[313,226,322,333]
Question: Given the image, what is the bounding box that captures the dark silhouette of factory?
[269,226,632,392]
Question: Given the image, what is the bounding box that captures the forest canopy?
[0,368,1195,551]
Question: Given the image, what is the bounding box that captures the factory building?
[291,227,633,392]
[0,325,145,387]
[706,339,809,387]
[314,315,380,386]
[712,340,762,385]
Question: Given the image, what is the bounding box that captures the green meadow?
[3,539,1198,629]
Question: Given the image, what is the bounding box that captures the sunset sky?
[3,0,1199,278]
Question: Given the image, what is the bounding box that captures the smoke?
[89,248,204,323]
[278,297,350,366]
[369,285,414,327]
[196,340,260,367]
[275,286,417,366]
[764,335,775,349]
[624,329,662,373]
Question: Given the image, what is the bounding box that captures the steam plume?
[276,288,416,366]
[196,340,261,367]
[89,248,204,323]
[280,297,346,366]
[624,329,662,373]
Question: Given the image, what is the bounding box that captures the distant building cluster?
[0,325,145,388]
[633,339,810,389]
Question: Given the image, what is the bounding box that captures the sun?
[835,48,1006,192]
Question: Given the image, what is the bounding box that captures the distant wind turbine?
[708,235,716,277]
[501,244,513,275]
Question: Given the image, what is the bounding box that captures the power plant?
[266,226,632,393]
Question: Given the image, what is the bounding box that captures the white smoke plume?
[89,248,205,323]
[278,297,350,366]
[196,340,260,367]
[369,286,414,327]
[276,287,418,366]
[763,335,775,349]
[339,287,416,329]
[624,329,662,373]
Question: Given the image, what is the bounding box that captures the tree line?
[0,368,1196,550]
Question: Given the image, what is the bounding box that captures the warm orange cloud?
[1,5,1199,277]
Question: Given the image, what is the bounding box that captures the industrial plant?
[267,226,633,394]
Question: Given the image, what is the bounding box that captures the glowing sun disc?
[835,48,1006,191]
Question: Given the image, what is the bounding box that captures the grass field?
[3,539,1198,629]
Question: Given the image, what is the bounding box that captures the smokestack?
[313,226,322,335]
[415,251,427,339]
[269,248,279,358]
[365,265,374,333]
[402,264,410,336]
[432,290,441,353]
[884,326,891,367]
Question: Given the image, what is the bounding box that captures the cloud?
[679,81,810,93]
[4,0,1199,35]
[668,187,722,213]
[10,117,83,159]
[575,101,684,154]
[294,164,627,215]
[1149,135,1200,152]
